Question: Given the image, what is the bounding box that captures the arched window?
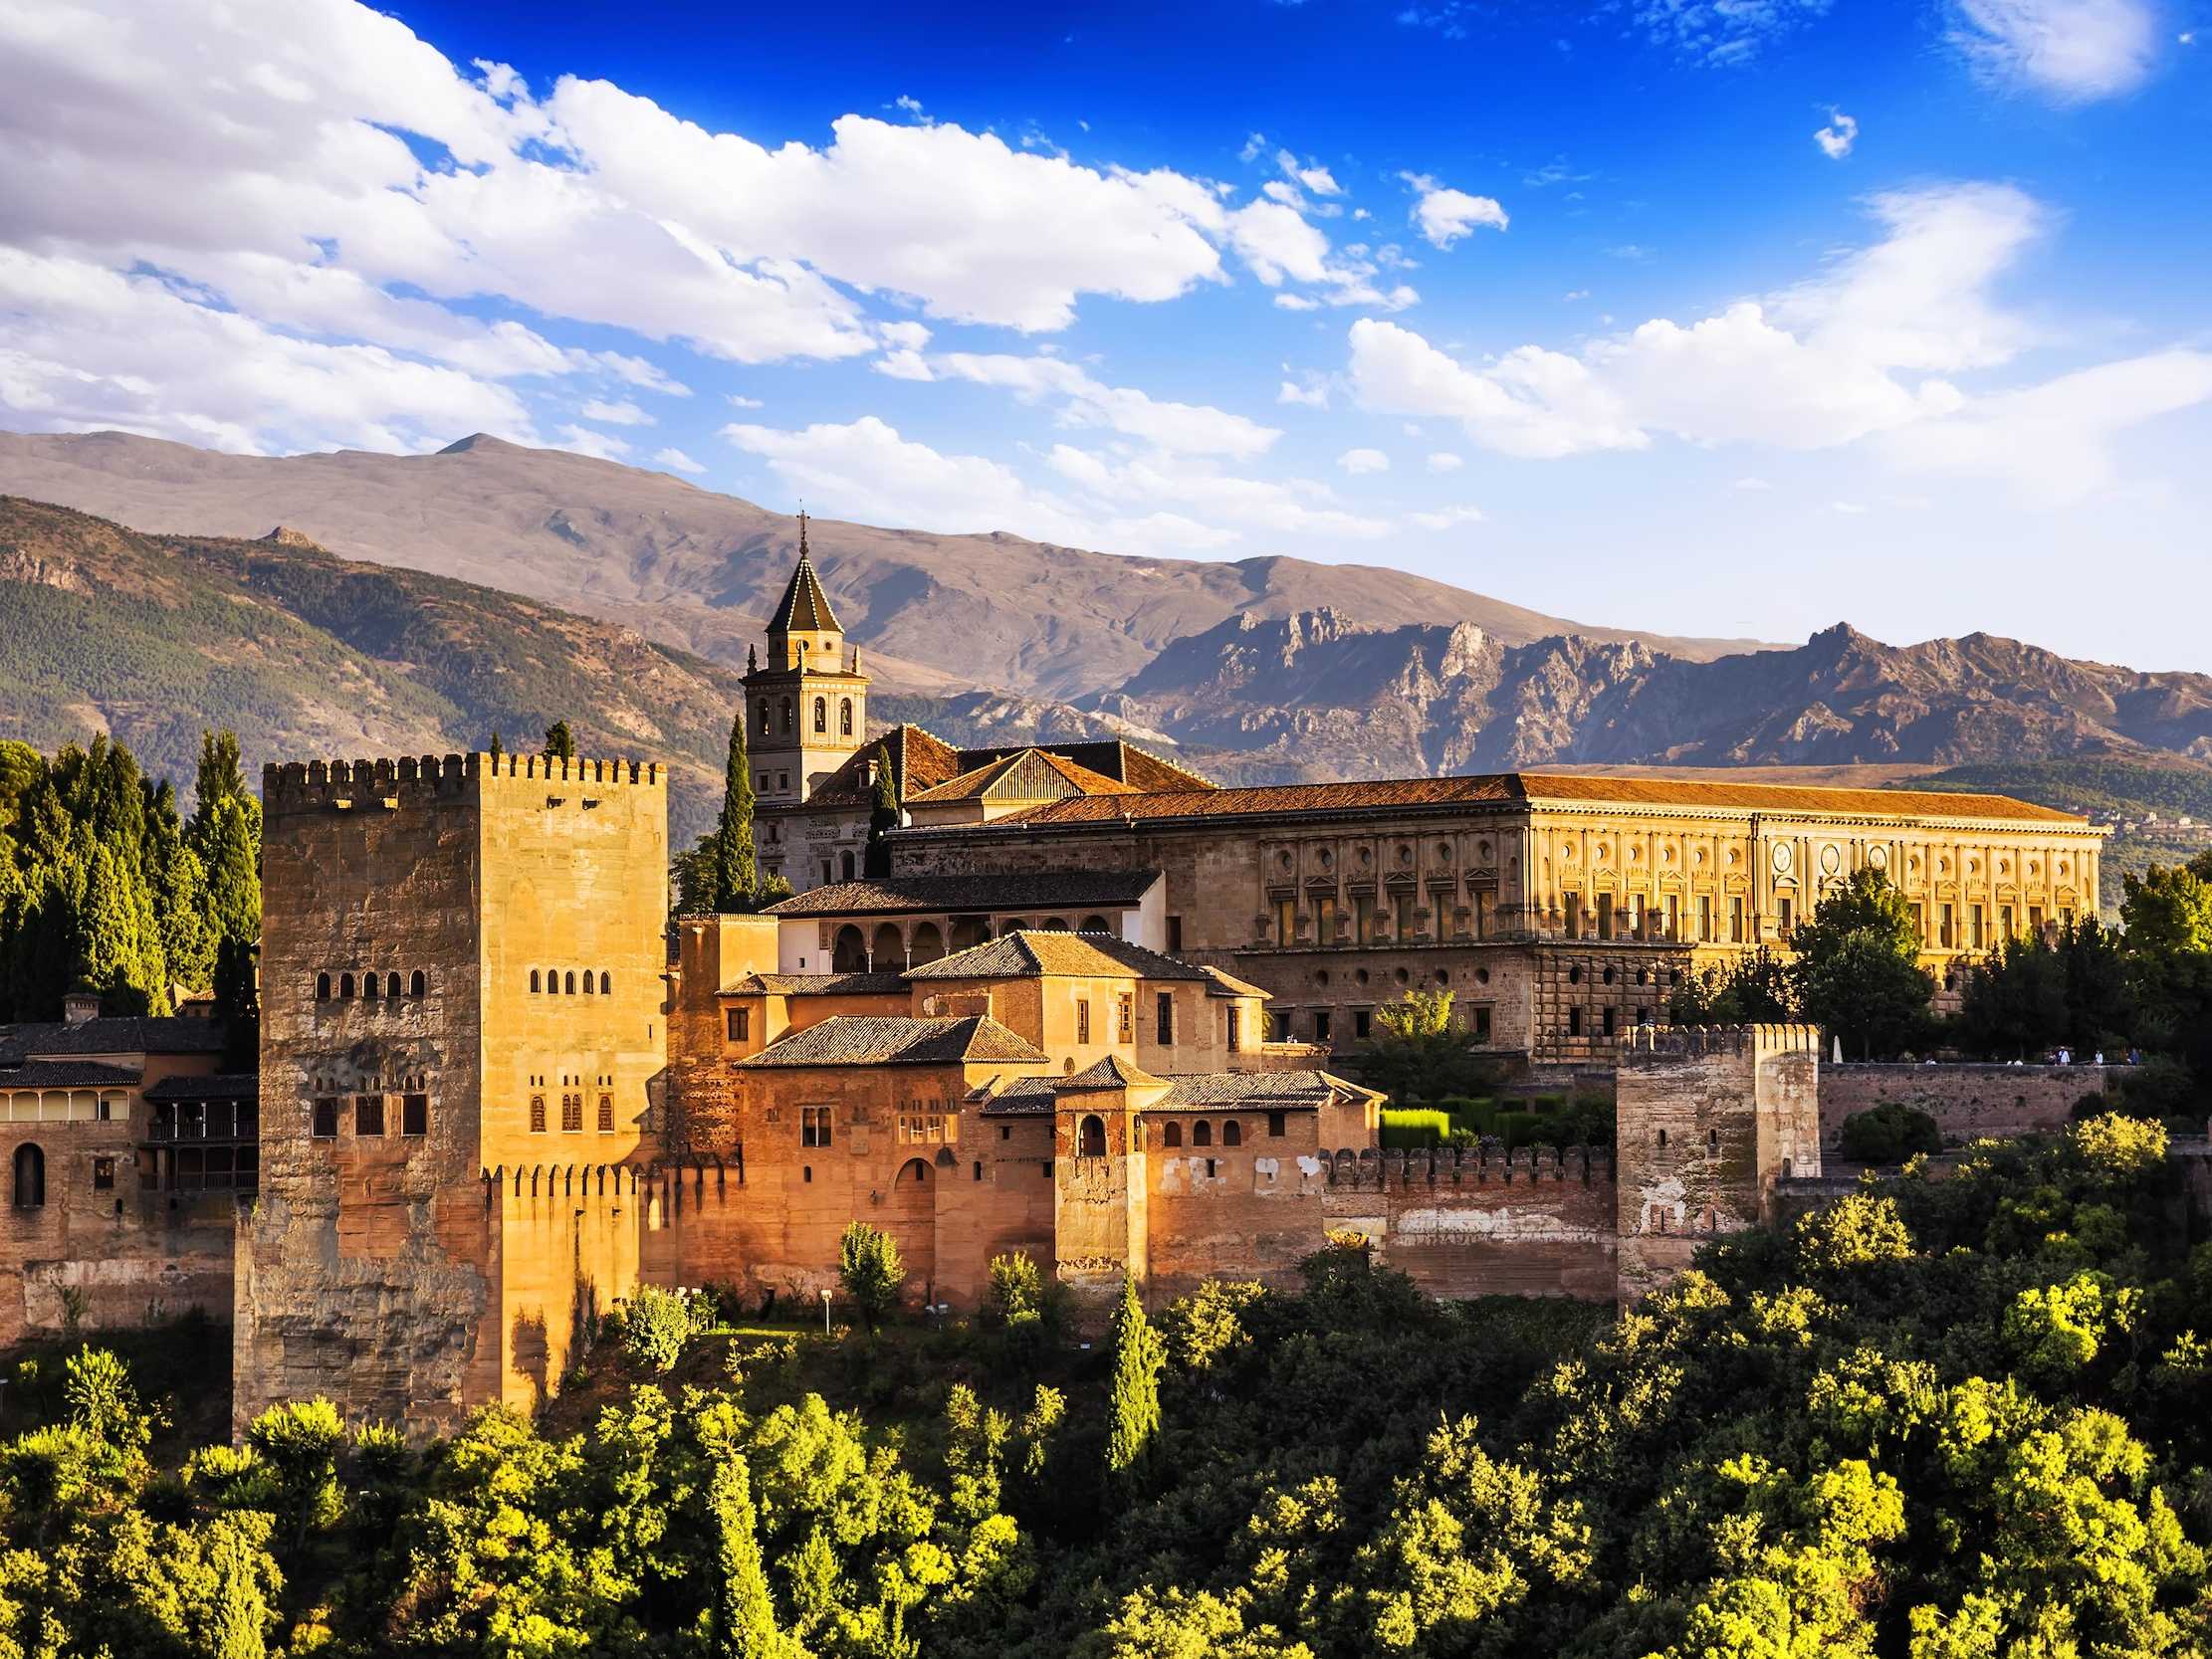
[411,970,426,997]
[812,697,827,734]
[1706,1128,1718,1151]
[779,698,793,733]
[1223,1121,1241,1146]
[1193,1121,1213,1147]
[759,702,772,736]
[338,972,354,998]
[831,926,868,973]
[529,1096,547,1134]
[317,972,331,1000]
[544,969,556,994]
[12,1143,44,1209]
[582,973,595,995]
[839,699,853,736]
[599,971,610,995]
[1080,915,1110,933]
[363,974,379,1000]
[1163,1122,1182,1147]
[1657,1128,1667,1147]
[1078,1115,1107,1158]
[564,971,576,995]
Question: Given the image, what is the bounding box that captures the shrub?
[1839,1102,1942,1164]
[838,1221,905,1335]
[985,1251,1060,1363]
[2069,1113,2167,1177]
[1795,1193,1914,1272]
[63,1347,157,1455]
[1380,1109,1451,1147]
[620,1284,698,1372]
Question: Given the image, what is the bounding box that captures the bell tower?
[744,512,869,834]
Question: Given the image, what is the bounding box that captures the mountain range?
[2,428,2210,813]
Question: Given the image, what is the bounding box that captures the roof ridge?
[1116,736,1217,789]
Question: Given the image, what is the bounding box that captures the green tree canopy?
[1790,870,1932,1059]
[543,720,576,761]
[864,741,900,879]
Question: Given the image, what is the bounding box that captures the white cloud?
[555,424,631,460]
[579,397,653,425]
[1814,109,1859,158]
[653,447,706,474]
[1338,447,1390,474]
[1278,377,1330,408]
[721,415,1382,552]
[931,352,1280,458]
[873,349,936,381]
[1400,173,1510,249]
[1409,505,1486,529]
[1948,0,2158,100]
[1632,0,1835,66]
[727,393,766,409]
[1345,181,2212,501]
[1427,451,1464,473]
[891,94,932,124]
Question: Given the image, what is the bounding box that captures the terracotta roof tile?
[730,972,909,997]
[142,1072,259,1102]
[0,1015,230,1058]
[1518,773,2089,824]
[736,1014,1045,1068]
[0,1051,139,1089]
[766,870,1160,918]
[905,930,1211,982]
[767,525,841,634]
[1059,1053,1164,1091]
[1154,1069,1378,1109]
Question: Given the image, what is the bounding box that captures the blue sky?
[1,0,2207,667]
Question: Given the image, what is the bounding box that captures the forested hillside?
[4,1117,2209,1657]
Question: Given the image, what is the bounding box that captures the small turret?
[766,513,844,671]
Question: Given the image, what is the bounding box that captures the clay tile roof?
[905,930,1212,982]
[969,770,2090,830]
[908,749,1142,806]
[1059,1053,1164,1092]
[0,1053,140,1089]
[1516,772,2089,825]
[142,1072,259,1102]
[1152,1069,1376,1109]
[976,1075,1062,1116]
[735,1014,1046,1068]
[1199,965,1270,999]
[0,1015,230,1059]
[765,870,1161,918]
[767,520,840,635]
[730,972,909,997]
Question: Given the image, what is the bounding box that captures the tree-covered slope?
[0,496,747,840]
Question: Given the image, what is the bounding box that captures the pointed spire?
[767,511,841,636]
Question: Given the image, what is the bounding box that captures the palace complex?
[1,540,2119,1435]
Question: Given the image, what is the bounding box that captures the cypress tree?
[711,1448,783,1658]
[190,728,261,849]
[214,934,260,1071]
[863,741,899,879]
[488,729,504,764]
[1105,1276,1163,1488]
[207,1525,271,1659]
[708,708,757,914]
[544,722,576,762]
[199,796,262,958]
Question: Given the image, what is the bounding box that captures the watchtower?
[1614,1022,1821,1302]
[1052,1054,1164,1318]
[236,750,669,1435]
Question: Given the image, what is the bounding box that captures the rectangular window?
[354,1094,384,1137]
[1227,1006,1241,1050]
[1118,994,1134,1042]
[1166,915,1183,953]
[1264,1110,1285,1138]
[597,1094,613,1133]
[1970,905,1985,949]
[2000,904,2015,937]
[1157,991,1174,1046]
[93,1155,115,1190]
[1777,898,1795,937]
[402,1093,428,1137]
[1315,894,1338,943]
[1665,894,1680,939]
[1313,1009,1332,1043]
[2029,905,2045,933]
[727,1008,751,1042]
[1729,897,1746,944]
[1568,1006,1584,1037]
[313,1098,338,1139]
[1076,999,1091,1044]
[1472,882,1497,938]
[1938,903,1954,948]
[1597,893,1615,940]
[1471,1005,1492,1043]
[1396,900,1414,943]
[1354,1008,1372,1040]
[1274,1009,1293,1042]
[801,1106,832,1148]
[1275,898,1296,946]
[96,1094,114,1123]
[778,771,789,790]
[1564,893,1582,938]
[1354,894,1374,942]
[759,772,771,791]
[1697,895,1713,942]
[1602,1005,1618,1037]
[561,1093,582,1133]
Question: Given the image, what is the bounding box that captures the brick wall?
[1820,1063,2116,1150]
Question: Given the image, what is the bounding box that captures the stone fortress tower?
[234,751,671,1435]
[744,515,870,889]
[1614,1023,1822,1300]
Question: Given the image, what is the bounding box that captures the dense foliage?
[6,1117,2208,1657]
[1356,988,1500,1104]
[673,709,790,920]
[0,729,258,1020]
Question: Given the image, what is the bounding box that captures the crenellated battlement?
[263,751,666,814]
[1619,1022,1822,1063]
[1317,1141,1617,1189]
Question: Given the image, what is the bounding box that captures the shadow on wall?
[511,1308,549,1408]
[570,1271,604,1382]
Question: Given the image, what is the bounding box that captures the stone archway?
[948,917,991,952]
[885,1156,937,1298]
[871,923,906,968]
[909,922,946,964]
[831,925,868,972]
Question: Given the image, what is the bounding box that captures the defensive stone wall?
[1821,1062,2116,1150]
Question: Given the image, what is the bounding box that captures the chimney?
[63,991,101,1026]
